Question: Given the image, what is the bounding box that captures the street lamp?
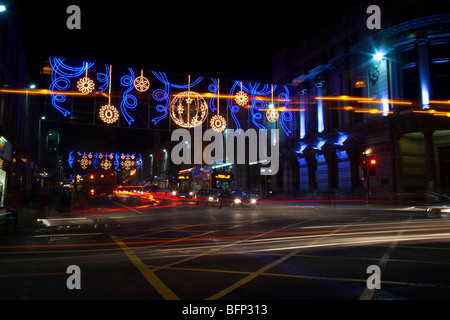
[373,50,385,61]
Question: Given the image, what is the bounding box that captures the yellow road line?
[110,234,179,300]
[150,220,313,274]
[145,264,450,290]
[206,218,365,300]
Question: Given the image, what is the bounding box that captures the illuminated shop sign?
[214,173,233,180]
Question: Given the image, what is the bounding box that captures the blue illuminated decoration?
[227,81,241,130]
[96,64,110,92]
[151,71,171,125]
[248,82,275,130]
[120,68,138,125]
[136,154,142,169]
[49,57,93,117]
[208,78,218,113]
[47,57,298,138]
[114,153,120,170]
[278,85,292,136]
[93,153,99,169]
[68,151,142,171]
[68,151,74,169]
[167,76,204,89]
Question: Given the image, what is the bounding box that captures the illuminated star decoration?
[99,65,119,124]
[134,69,150,92]
[77,62,95,94]
[210,79,226,132]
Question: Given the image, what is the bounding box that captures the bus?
[83,172,116,201]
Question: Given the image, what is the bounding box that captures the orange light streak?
[316,96,412,105]
[0,88,108,97]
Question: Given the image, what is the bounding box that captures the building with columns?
[272,0,450,198]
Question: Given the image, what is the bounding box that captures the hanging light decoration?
[170,75,208,128]
[77,62,95,94]
[99,65,119,124]
[266,84,279,122]
[235,81,248,106]
[210,78,226,132]
[134,68,150,92]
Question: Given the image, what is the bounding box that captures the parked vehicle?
[396,192,450,218]
[0,207,18,226]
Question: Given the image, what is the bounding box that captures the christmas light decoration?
[49,57,93,117]
[266,84,279,122]
[228,81,241,130]
[210,115,226,132]
[97,64,110,92]
[235,82,248,106]
[278,85,292,136]
[77,62,95,94]
[99,104,119,124]
[170,75,208,128]
[100,159,112,170]
[120,68,138,125]
[210,79,226,132]
[120,154,136,170]
[99,65,119,124]
[134,69,150,92]
[266,108,279,122]
[78,153,93,169]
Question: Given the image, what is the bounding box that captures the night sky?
[13,0,360,82]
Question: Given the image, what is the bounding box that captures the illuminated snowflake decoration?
[100,159,112,170]
[210,115,227,132]
[121,158,134,170]
[235,90,249,106]
[134,75,150,92]
[77,76,95,94]
[99,104,119,124]
[266,108,279,122]
[78,154,92,169]
[170,91,208,128]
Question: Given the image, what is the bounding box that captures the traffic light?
[362,159,368,177]
[368,158,377,176]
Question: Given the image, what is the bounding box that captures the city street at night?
[2,196,450,302]
[1,0,450,305]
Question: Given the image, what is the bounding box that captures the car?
[231,190,257,206]
[215,190,257,208]
[194,189,220,204]
[0,207,18,227]
[171,189,194,199]
[396,192,450,219]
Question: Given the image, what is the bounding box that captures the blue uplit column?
[299,89,307,138]
[315,81,325,133]
[417,36,431,109]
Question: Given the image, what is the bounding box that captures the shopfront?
[0,136,12,206]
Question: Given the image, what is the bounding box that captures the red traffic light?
[370,159,377,165]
